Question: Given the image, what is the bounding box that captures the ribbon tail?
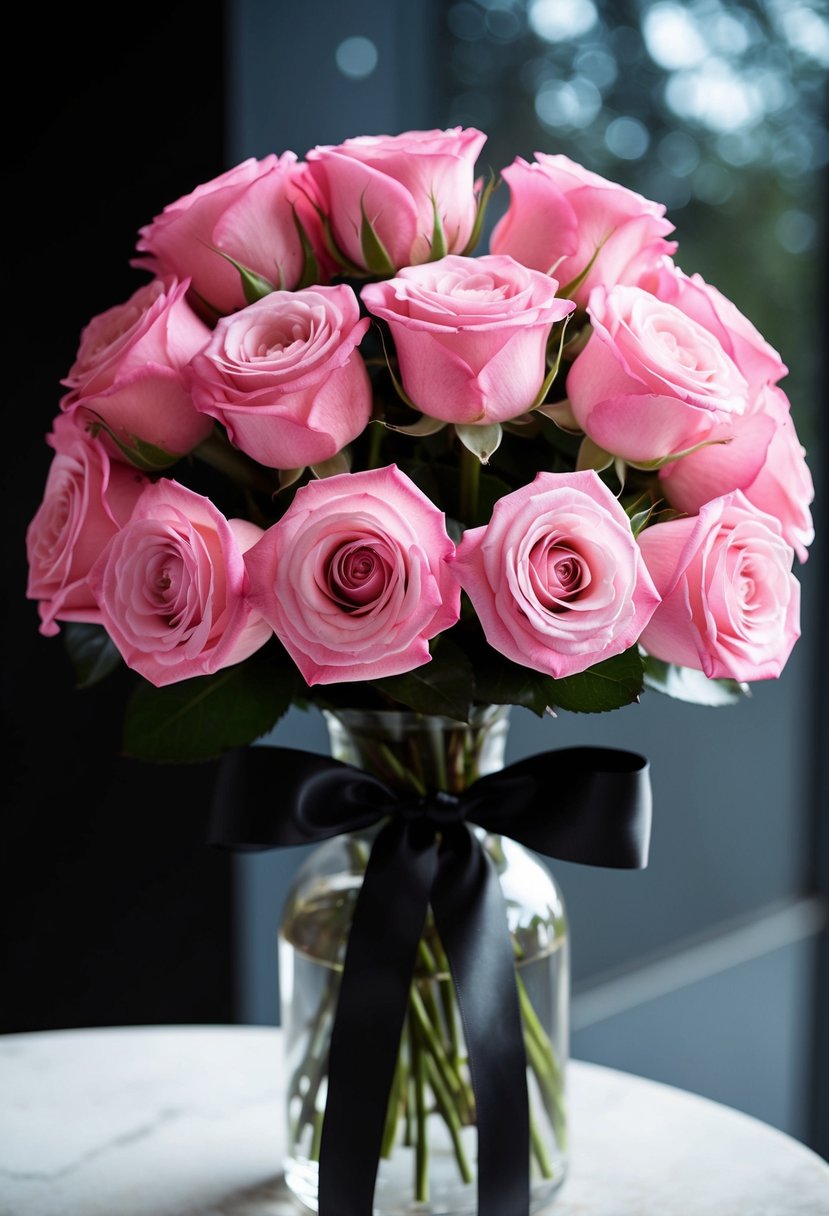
[431,826,531,1216]
[318,818,438,1216]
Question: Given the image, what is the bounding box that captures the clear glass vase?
[278,705,570,1215]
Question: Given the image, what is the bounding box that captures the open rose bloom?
[25,125,814,760]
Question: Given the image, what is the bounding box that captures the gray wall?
[227,0,828,1152]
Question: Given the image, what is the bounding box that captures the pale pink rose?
[60,277,213,461]
[640,259,788,391]
[489,153,676,307]
[305,127,487,272]
[134,153,331,316]
[659,385,815,562]
[187,285,371,469]
[87,480,271,687]
[26,414,147,637]
[637,491,800,681]
[244,466,460,685]
[361,254,575,424]
[566,284,749,464]
[450,470,661,678]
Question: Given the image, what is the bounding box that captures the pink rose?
[361,254,575,424]
[60,277,213,461]
[244,466,460,684]
[134,153,330,316]
[87,480,271,687]
[450,470,660,678]
[305,127,487,272]
[26,414,147,637]
[640,260,788,391]
[659,385,815,563]
[490,153,676,307]
[637,491,800,682]
[187,285,372,469]
[566,284,749,464]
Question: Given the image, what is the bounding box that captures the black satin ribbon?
[210,743,652,1216]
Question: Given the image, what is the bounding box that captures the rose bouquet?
[25,127,814,1214]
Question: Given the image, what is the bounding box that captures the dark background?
[2,2,234,1031]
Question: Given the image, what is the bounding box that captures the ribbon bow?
[210,743,652,1216]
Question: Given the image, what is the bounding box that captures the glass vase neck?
[322,704,511,795]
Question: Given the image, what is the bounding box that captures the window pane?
[439,0,828,449]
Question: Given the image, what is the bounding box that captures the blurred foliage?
[439,0,828,448]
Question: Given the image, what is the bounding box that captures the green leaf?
[63,623,123,688]
[641,654,750,707]
[370,637,475,721]
[291,207,321,290]
[530,314,573,409]
[213,248,278,301]
[278,466,306,492]
[382,413,447,437]
[461,169,498,256]
[547,647,645,714]
[311,451,351,478]
[626,496,661,538]
[360,194,395,276]
[473,654,555,717]
[534,398,581,434]
[558,234,609,300]
[455,423,503,465]
[429,195,448,260]
[576,435,613,473]
[122,657,296,763]
[627,436,734,472]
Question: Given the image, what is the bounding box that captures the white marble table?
[1,1024,827,1216]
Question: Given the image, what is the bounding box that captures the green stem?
[381,1039,407,1159]
[292,1029,332,1146]
[417,940,448,1044]
[530,1109,555,1179]
[412,1022,430,1202]
[366,418,384,469]
[409,986,475,1124]
[373,740,428,795]
[404,1065,415,1147]
[523,1016,567,1149]
[458,438,481,524]
[517,973,563,1086]
[422,1050,474,1184]
[310,1109,325,1163]
[513,946,567,1147]
[436,952,461,1070]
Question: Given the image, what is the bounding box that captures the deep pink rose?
[305,127,487,272]
[637,491,800,682]
[187,285,371,469]
[134,153,331,316]
[26,414,147,637]
[87,480,271,687]
[244,466,460,684]
[450,470,660,678]
[490,153,676,307]
[361,254,575,424]
[640,260,788,391]
[659,385,815,563]
[60,277,213,461]
[566,284,749,464]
